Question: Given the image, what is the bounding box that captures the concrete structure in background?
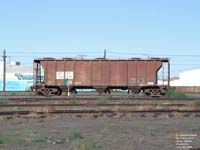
[0,61,33,91]
[170,69,200,86]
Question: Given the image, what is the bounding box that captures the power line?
[5,51,200,57]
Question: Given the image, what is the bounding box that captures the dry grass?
[0,116,4,122]
[112,105,120,112]
[170,112,184,118]
[34,106,56,113]
[73,139,97,150]
[12,113,20,120]
[27,112,39,119]
[138,105,155,111]
[167,133,177,140]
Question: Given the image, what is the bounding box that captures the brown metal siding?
[136,61,146,85]
[91,61,101,85]
[74,61,91,85]
[39,59,163,87]
[146,61,157,84]
[110,61,127,86]
[128,61,137,86]
[101,61,110,85]
[47,61,56,85]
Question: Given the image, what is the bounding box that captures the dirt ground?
[0,114,200,150]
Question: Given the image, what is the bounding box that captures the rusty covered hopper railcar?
[33,57,170,96]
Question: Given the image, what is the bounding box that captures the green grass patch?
[74,139,97,150]
[67,99,79,104]
[16,106,22,110]
[0,129,45,144]
[97,96,109,104]
[63,128,99,150]
[11,92,16,96]
[0,98,9,104]
[64,128,82,141]
[0,135,16,144]
[22,129,46,142]
[28,92,33,96]
[166,88,188,99]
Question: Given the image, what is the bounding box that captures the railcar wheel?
[36,87,62,96]
[104,89,111,95]
[71,89,77,94]
[56,88,62,96]
[36,88,45,96]
[144,88,161,97]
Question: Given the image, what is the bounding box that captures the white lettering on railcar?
[65,71,74,79]
[147,82,154,85]
[56,72,64,79]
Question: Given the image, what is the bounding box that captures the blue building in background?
[0,61,33,91]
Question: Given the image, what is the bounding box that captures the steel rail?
[0,103,195,107]
[0,109,200,116]
[0,96,196,101]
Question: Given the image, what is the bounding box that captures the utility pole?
[2,49,6,92]
[104,49,106,59]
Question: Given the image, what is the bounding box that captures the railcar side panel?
[74,61,91,86]
[34,58,169,97]
[110,60,127,86]
[127,61,137,86]
[56,61,65,85]
[91,61,101,85]
[42,61,56,85]
[136,61,146,85]
[101,61,110,85]
[64,61,74,84]
[40,60,163,87]
[146,61,161,85]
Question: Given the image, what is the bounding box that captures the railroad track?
[1,110,200,116]
[0,102,199,116]
[0,95,196,101]
[0,96,199,117]
[0,96,198,106]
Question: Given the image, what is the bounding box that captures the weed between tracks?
[97,96,109,104]
[11,92,16,96]
[67,99,79,104]
[166,88,188,99]
[0,98,9,104]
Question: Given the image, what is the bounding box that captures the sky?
[0,0,200,76]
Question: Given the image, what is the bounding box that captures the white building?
[170,69,200,86]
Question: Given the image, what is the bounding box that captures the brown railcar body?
[33,58,169,96]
